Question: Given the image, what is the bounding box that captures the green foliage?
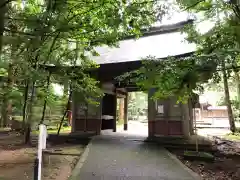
[0,0,165,126]
[116,0,240,105]
[127,92,147,118]
[117,54,217,102]
[0,68,7,76]
[176,0,240,132]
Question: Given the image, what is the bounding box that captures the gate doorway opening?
[101,93,115,130]
[116,92,148,137]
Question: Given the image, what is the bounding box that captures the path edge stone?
[68,139,93,180]
[165,149,202,180]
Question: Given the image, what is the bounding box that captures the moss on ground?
[224,133,240,141]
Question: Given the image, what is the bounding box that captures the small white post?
[42,125,47,150]
[37,124,47,180]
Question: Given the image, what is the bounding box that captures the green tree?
[176,0,240,132]
[117,0,240,132]
[0,0,169,142]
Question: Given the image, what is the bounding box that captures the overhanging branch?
[0,0,14,8]
[183,0,205,11]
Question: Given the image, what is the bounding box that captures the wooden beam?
[117,94,126,98]
[116,88,127,95]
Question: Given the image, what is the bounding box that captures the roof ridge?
[122,19,194,40]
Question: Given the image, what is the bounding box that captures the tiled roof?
[93,32,196,64]
[90,20,196,64]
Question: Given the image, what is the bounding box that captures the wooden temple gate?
[71,52,196,138]
[69,19,198,138]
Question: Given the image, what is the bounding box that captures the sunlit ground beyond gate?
[101,120,148,139]
[114,92,148,137]
[118,120,148,136]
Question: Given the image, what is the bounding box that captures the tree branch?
[0,0,13,8]
[229,0,240,20]
[46,32,61,61]
[183,0,205,11]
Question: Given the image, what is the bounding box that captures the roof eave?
[122,19,194,40]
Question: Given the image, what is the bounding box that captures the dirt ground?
[170,136,240,180]
[0,132,84,180]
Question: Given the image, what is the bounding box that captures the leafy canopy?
[0,0,170,120]
[117,0,240,102]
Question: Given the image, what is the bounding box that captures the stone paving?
[76,134,199,180]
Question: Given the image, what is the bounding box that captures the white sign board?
[157,105,164,114]
[38,124,48,180]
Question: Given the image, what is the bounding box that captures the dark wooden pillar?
[188,99,194,135]
[124,93,128,131]
[182,103,190,138]
[71,91,76,133]
[113,89,117,132]
[148,89,155,137]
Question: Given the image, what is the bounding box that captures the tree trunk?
[63,80,70,124]
[57,110,68,135]
[1,63,14,127]
[67,87,72,126]
[22,80,29,130]
[0,0,7,54]
[57,91,72,135]
[63,80,69,97]
[189,98,194,135]
[233,70,240,105]
[40,73,51,124]
[24,123,31,145]
[222,60,236,132]
[24,81,36,144]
